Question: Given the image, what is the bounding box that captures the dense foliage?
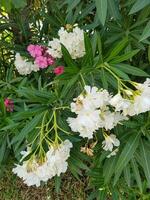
[0,0,150,199]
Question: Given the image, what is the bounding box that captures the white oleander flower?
[70,94,85,114]
[109,93,131,113]
[46,139,73,176]
[84,86,111,109]
[99,110,128,130]
[102,134,120,152]
[15,53,39,75]
[67,110,101,139]
[47,38,62,58]
[13,158,52,187]
[48,26,85,59]
[130,79,150,115]
[13,140,72,187]
[70,86,111,114]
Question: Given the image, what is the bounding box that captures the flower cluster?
[68,79,150,156]
[27,44,55,68]
[15,53,39,75]
[13,140,72,187]
[110,78,150,116]
[48,26,85,59]
[67,85,127,139]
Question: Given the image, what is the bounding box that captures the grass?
[0,162,87,200]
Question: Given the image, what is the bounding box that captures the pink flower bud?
[4,98,14,112]
[54,66,64,75]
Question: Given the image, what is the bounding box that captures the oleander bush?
[0,0,150,199]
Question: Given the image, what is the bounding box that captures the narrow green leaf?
[139,140,150,186]
[110,66,130,80]
[112,64,149,77]
[107,0,120,19]
[106,37,128,61]
[66,0,80,12]
[95,0,108,26]
[115,132,141,181]
[123,164,131,186]
[61,44,77,68]
[11,112,44,145]
[82,33,94,66]
[148,45,150,63]
[140,21,150,41]
[131,158,143,193]
[97,31,103,62]
[54,176,61,193]
[78,3,95,20]
[110,50,139,64]
[100,69,108,89]
[129,0,150,14]
[103,157,117,183]
[0,138,7,163]
[60,74,79,99]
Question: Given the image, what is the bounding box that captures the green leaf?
[95,0,108,26]
[0,138,7,163]
[106,37,128,61]
[82,33,94,66]
[112,64,149,77]
[96,32,103,62]
[12,0,27,8]
[78,3,95,20]
[139,140,150,186]
[66,0,80,12]
[114,132,141,184]
[11,112,44,145]
[61,44,77,68]
[148,45,150,63]
[100,69,108,89]
[17,88,56,104]
[0,98,6,117]
[60,74,79,99]
[103,157,117,183]
[110,50,140,64]
[110,66,130,80]
[129,0,150,14]
[131,158,143,193]
[139,21,150,41]
[54,176,61,193]
[123,164,131,187]
[107,0,120,20]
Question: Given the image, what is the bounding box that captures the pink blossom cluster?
[4,98,14,112]
[27,44,55,69]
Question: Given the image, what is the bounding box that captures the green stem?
[80,73,86,86]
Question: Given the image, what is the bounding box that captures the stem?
[80,73,86,86]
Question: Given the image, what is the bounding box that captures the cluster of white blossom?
[67,85,127,139]
[68,80,150,156]
[48,26,85,59]
[13,140,72,187]
[14,53,39,75]
[110,78,150,116]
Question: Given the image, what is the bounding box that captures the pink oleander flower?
[54,66,64,75]
[27,44,43,58]
[35,56,48,68]
[4,98,14,112]
[47,56,55,65]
